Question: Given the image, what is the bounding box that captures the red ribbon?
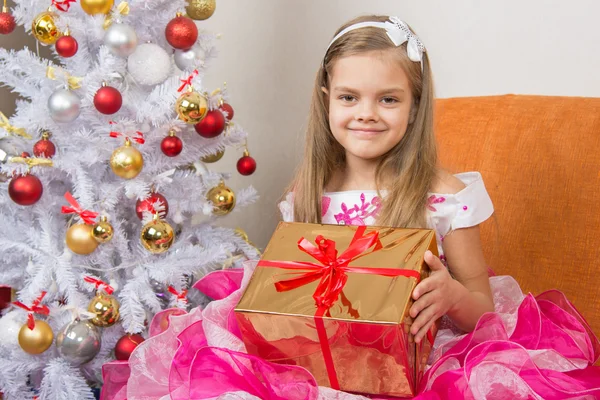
[167,286,188,303]
[258,226,422,390]
[84,276,114,294]
[109,124,145,145]
[426,329,435,346]
[177,69,199,92]
[61,192,99,225]
[12,292,50,330]
[52,0,76,11]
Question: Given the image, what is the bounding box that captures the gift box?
[235,222,440,397]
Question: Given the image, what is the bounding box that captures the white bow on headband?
[326,16,426,70]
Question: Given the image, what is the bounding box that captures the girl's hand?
[409,250,462,343]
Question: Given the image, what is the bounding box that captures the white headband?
[326,16,426,71]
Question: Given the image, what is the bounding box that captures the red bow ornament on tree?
[12,291,50,330]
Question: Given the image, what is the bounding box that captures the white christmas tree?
[0,0,259,398]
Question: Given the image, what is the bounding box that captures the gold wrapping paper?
[235,222,438,397]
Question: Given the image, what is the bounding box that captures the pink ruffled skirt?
[101,262,600,400]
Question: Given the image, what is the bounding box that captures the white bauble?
[174,43,205,71]
[127,43,172,86]
[0,312,23,347]
[48,89,81,123]
[104,23,138,57]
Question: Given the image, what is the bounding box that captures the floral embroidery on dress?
[427,194,446,212]
[334,193,382,225]
[321,196,331,217]
[439,254,448,267]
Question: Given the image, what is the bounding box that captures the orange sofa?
[435,95,600,345]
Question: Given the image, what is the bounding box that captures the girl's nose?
[355,101,379,123]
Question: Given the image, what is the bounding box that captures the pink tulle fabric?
[102,263,600,400]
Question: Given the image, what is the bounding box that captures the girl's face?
[325,50,414,163]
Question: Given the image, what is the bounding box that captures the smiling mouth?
[348,128,386,135]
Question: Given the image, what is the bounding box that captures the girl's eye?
[339,95,356,102]
[381,97,398,104]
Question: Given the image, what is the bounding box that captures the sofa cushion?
[435,94,600,337]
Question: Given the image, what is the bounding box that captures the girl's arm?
[409,171,495,342]
[440,225,494,331]
[409,226,494,342]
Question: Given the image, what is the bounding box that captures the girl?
[282,14,495,344]
[103,15,600,400]
[277,14,600,397]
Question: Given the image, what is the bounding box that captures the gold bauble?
[110,139,144,179]
[88,293,120,327]
[201,149,224,163]
[206,181,236,215]
[140,215,175,254]
[92,216,114,243]
[32,11,61,45]
[66,223,98,255]
[18,320,54,354]
[175,89,208,124]
[80,0,114,15]
[186,0,216,20]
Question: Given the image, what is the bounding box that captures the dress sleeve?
[428,172,494,237]
[451,172,494,230]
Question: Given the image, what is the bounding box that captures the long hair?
[288,15,438,228]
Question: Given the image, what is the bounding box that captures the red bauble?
[33,135,56,158]
[8,174,43,206]
[55,35,78,57]
[0,11,16,35]
[0,285,12,311]
[165,15,198,50]
[21,152,30,158]
[114,333,145,361]
[94,85,122,115]
[136,192,169,220]
[194,110,225,138]
[237,154,257,176]
[161,133,183,157]
[219,103,234,120]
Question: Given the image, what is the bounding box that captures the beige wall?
[2,1,599,249]
[0,26,53,110]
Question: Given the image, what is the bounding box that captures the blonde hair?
[288,15,438,228]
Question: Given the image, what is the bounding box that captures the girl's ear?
[321,87,330,97]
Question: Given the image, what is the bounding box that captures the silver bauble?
[56,319,102,366]
[174,43,205,71]
[127,43,172,86]
[104,23,138,57]
[149,278,169,307]
[48,89,81,123]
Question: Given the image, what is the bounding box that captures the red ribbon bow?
[12,292,50,330]
[177,69,199,92]
[52,0,76,11]
[260,226,421,313]
[109,122,145,144]
[84,276,114,294]
[258,226,422,390]
[61,192,99,225]
[167,286,188,303]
